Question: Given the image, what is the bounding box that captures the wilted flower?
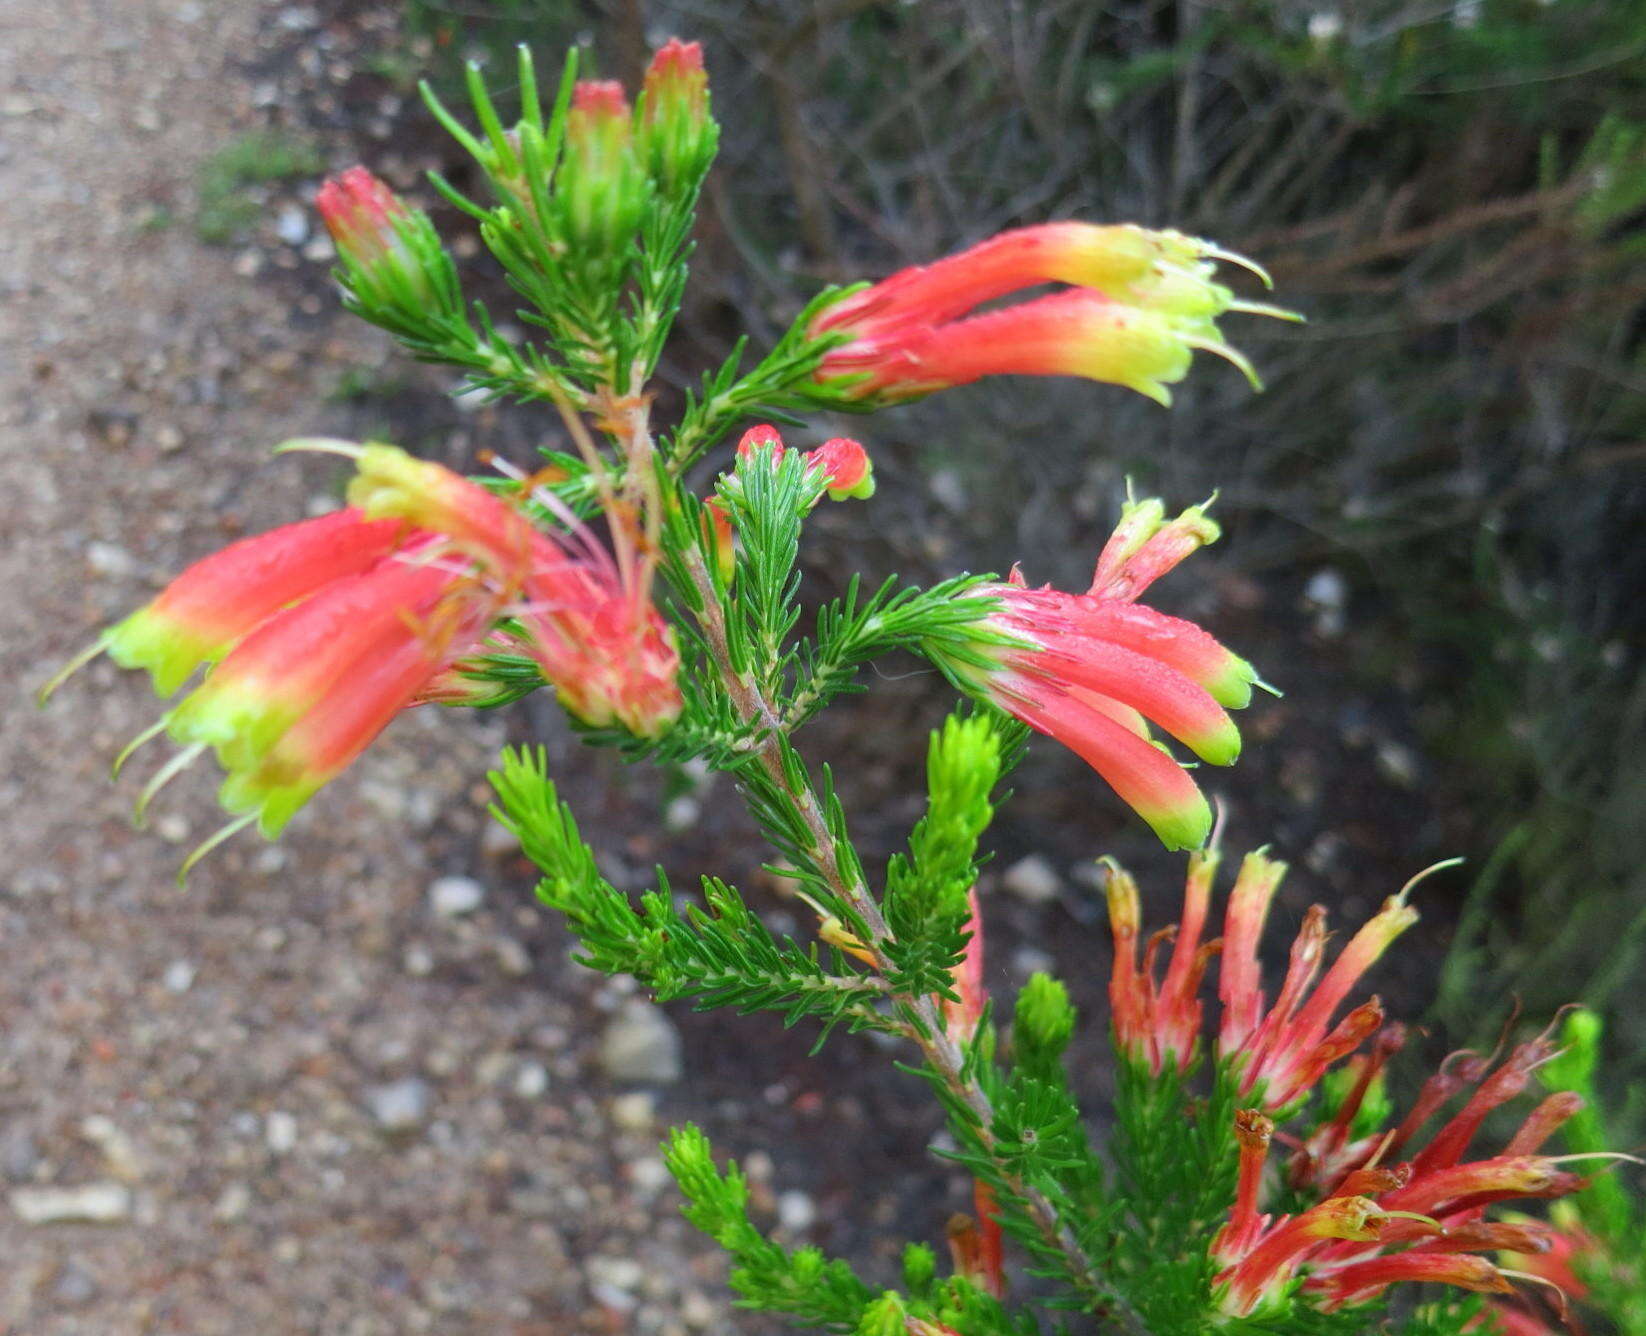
[1103,850,1221,1073]
[923,497,1256,850]
[1218,852,1420,1111]
[1213,1017,1598,1320]
[809,222,1296,407]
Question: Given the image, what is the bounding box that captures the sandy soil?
[0,3,759,1331]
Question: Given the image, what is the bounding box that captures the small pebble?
[598,1002,682,1085]
[512,1062,549,1100]
[80,1116,143,1180]
[274,204,308,246]
[1002,853,1061,904]
[777,1189,817,1232]
[213,1181,252,1221]
[479,820,521,858]
[52,1261,99,1307]
[11,1182,132,1224]
[366,1078,430,1133]
[1,1128,40,1182]
[608,1091,655,1132]
[265,1111,297,1155]
[586,1254,644,1296]
[493,936,531,977]
[85,541,135,577]
[1304,567,1348,638]
[162,960,196,993]
[662,795,700,833]
[428,875,484,918]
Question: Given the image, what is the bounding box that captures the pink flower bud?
[638,39,716,190]
[803,437,874,500]
[316,167,407,265]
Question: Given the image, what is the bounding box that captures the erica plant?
[43,38,1641,1336]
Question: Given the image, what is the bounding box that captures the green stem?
[667,481,1143,1332]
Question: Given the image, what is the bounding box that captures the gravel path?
[1,4,748,1331]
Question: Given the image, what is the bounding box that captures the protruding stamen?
[1228,300,1305,323]
[1397,857,1466,902]
[134,744,205,827]
[112,716,171,779]
[272,437,367,459]
[1205,245,1274,289]
[36,639,108,706]
[178,812,258,885]
[1186,337,1264,391]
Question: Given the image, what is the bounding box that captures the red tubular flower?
[1212,1031,1595,1321]
[1216,1195,1396,1316]
[1104,851,1222,1073]
[815,222,1267,338]
[810,222,1295,408]
[806,437,875,500]
[924,498,1256,851]
[1213,1110,1278,1266]
[347,444,682,740]
[822,289,1254,408]
[49,509,411,699]
[48,442,681,868]
[1216,863,1418,1111]
[1309,1252,1513,1312]
[941,886,988,1039]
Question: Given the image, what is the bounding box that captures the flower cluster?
[809,222,1296,407]
[1212,1048,1589,1318]
[47,444,678,869]
[1104,850,1602,1321]
[927,497,1258,851]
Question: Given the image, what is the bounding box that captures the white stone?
[512,1062,549,1100]
[608,1091,655,1132]
[366,1078,430,1132]
[598,1002,682,1085]
[428,875,485,918]
[274,205,308,246]
[85,541,135,577]
[11,1182,131,1224]
[628,1156,671,1195]
[162,960,196,993]
[1002,853,1061,904]
[265,1111,298,1155]
[777,1189,817,1232]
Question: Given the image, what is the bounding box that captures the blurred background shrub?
[396,0,1645,1124]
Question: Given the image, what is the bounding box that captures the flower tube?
[924,497,1255,850]
[810,222,1296,409]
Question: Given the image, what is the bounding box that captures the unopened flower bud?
[316,167,443,311]
[803,437,874,500]
[637,38,717,193]
[555,80,649,253]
